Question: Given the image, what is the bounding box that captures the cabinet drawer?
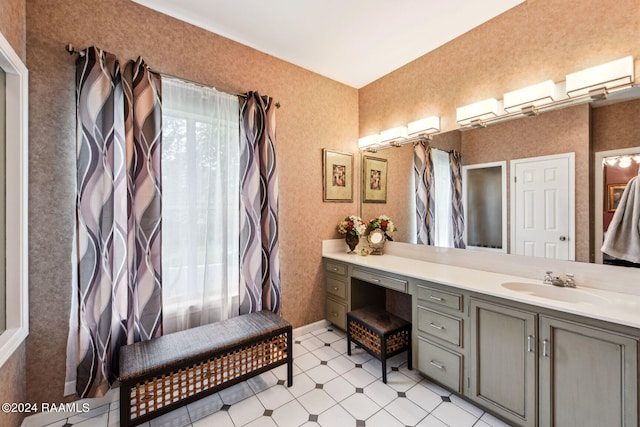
[418,306,462,346]
[326,276,347,299]
[326,298,347,330]
[417,284,462,311]
[351,268,408,293]
[418,337,462,393]
[325,261,347,276]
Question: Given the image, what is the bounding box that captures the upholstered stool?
[347,306,412,383]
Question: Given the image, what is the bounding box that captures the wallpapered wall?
[0,1,27,426]
[25,0,358,407]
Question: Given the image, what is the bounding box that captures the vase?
[367,228,386,255]
[345,233,359,253]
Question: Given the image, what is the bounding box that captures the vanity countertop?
[323,250,640,330]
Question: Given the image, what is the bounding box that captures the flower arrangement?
[367,215,397,241]
[337,215,366,236]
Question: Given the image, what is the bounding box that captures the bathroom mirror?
[0,31,29,368]
[360,85,640,267]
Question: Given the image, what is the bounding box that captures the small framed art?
[323,149,353,202]
[362,155,387,203]
[607,183,626,212]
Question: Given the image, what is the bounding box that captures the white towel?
[601,176,640,263]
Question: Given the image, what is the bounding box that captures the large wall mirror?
[0,31,29,368]
[360,85,640,270]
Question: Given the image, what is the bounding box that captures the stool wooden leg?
[381,333,387,383]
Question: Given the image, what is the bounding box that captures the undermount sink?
[501,282,607,305]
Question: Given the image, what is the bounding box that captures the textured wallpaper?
[25,0,358,406]
[0,0,26,426]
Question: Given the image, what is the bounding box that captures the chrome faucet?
[544,271,576,287]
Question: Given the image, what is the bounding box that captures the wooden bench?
[347,306,412,383]
[118,311,292,427]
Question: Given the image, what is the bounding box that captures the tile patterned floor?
[23,326,513,427]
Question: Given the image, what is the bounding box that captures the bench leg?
[407,331,413,371]
[120,382,130,427]
[381,333,387,384]
[287,328,293,387]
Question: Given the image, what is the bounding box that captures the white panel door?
[511,154,574,260]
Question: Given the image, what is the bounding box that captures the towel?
[601,176,640,263]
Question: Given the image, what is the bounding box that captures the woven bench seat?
[119,310,292,426]
[347,306,412,383]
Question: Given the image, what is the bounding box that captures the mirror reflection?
[361,86,640,268]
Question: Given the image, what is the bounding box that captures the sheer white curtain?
[432,148,454,248]
[161,77,240,334]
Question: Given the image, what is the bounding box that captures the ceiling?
[131,0,524,88]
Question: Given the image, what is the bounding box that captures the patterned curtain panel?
[413,141,435,245]
[239,92,281,314]
[72,47,162,398]
[449,150,466,249]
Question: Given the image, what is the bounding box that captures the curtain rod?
[66,44,280,108]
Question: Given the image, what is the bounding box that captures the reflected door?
[511,154,574,260]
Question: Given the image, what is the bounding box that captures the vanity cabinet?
[539,316,638,427]
[324,260,349,330]
[469,299,537,427]
[415,282,465,393]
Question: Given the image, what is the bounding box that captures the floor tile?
[475,421,494,427]
[248,371,279,394]
[366,409,405,427]
[305,364,339,384]
[420,379,451,397]
[186,392,223,422]
[148,406,191,427]
[480,411,514,427]
[384,395,429,426]
[294,352,322,371]
[326,354,357,375]
[430,401,479,427]
[323,376,356,402]
[416,414,449,427]
[317,403,355,427]
[384,370,417,392]
[330,339,349,354]
[342,366,377,388]
[191,410,234,427]
[315,330,344,344]
[41,421,68,427]
[405,383,442,413]
[67,404,110,424]
[300,336,325,352]
[363,380,398,407]
[287,372,316,398]
[227,395,265,426]
[293,343,309,358]
[244,415,278,427]
[271,399,310,427]
[340,393,380,420]
[345,348,373,365]
[311,345,340,361]
[218,381,255,405]
[256,384,295,410]
[297,389,336,415]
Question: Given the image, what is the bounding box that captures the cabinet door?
[469,299,537,427]
[539,316,638,427]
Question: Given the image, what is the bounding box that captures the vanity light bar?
[380,126,408,142]
[407,116,440,136]
[566,56,634,97]
[456,98,502,125]
[358,134,381,149]
[503,80,562,113]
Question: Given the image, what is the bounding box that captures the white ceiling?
[132,0,524,88]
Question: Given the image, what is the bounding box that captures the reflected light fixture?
[456,98,501,125]
[618,156,632,168]
[503,80,561,113]
[566,56,634,97]
[358,116,440,151]
[358,134,381,150]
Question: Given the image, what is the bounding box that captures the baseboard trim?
[293,319,331,337]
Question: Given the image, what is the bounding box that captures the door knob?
[559,236,567,241]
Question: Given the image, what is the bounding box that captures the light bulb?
[618,156,632,168]
[605,157,618,166]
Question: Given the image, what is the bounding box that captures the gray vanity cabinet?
[469,299,537,427]
[539,316,638,427]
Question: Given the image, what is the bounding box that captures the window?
[161,77,240,334]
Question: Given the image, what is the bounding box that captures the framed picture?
[323,149,353,202]
[363,155,387,203]
[607,183,626,212]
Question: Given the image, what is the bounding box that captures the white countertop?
[323,250,640,330]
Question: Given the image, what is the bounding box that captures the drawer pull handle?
[429,323,445,331]
[542,339,550,357]
[429,295,444,302]
[333,287,339,291]
[527,335,535,353]
[331,312,338,317]
[370,278,381,283]
[429,360,445,370]
[331,267,338,271]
